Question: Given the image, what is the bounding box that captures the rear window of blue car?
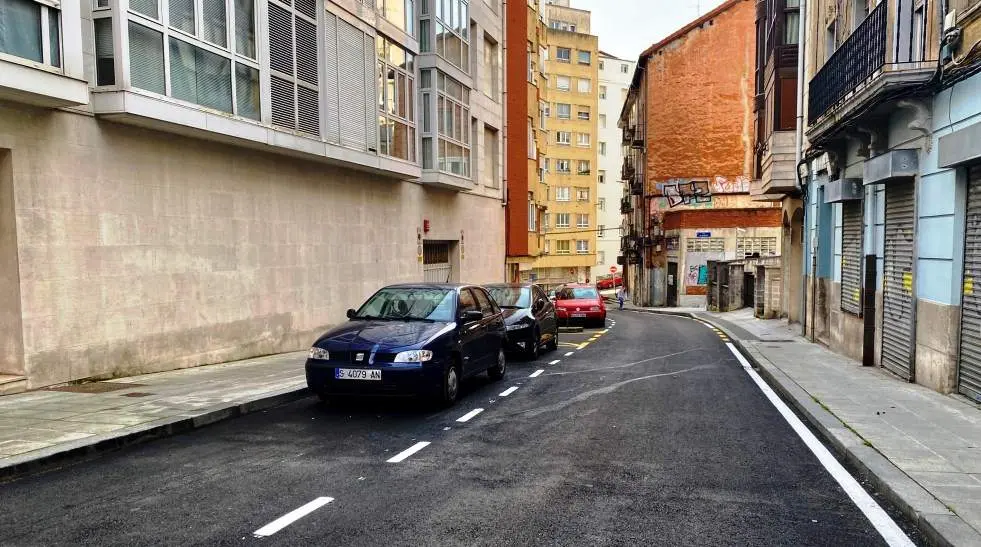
[356,288,455,322]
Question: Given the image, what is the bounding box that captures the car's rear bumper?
[305,359,445,397]
[556,310,606,324]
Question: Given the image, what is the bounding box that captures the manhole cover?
[45,382,146,394]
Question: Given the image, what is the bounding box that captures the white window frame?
[577,161,590,176]
[437,71,472,177]
[556,240,571,255]
[0,0,63,71]
[577,78,590,93]
[577,50,590,65]
[577,106,590,120]
[556,75,570,91]
[576,186,589,200]
[556,186,571,201]
[556,103,571,119]
[378,35,417,162]
[576,239,589,254]
[556,130,571,145]
[599,85,606,99]
[576,213,588,228]
[556,212,570,228]
[555,46,570,62]
[556,160,570,174]
[575,133,589,147]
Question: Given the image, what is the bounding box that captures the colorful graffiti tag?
[654,176,752,209]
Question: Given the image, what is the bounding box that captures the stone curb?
[695,316,981,547]
[0,385,310,483]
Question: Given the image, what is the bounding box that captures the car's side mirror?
[533,299,544,312]
[461,310,483,323]
[346,309,357,319]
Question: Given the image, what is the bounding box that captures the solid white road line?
[549,359,561,365]
[386,441,431,463]
[499,386,519,397]
[456,408,484,423]
[253,497,334,538]
[529,369,545,378]
[724,343,915,547]
[564,352,574,357]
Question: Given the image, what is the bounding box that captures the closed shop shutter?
[881,181,915,380]
[423,242,452,283]
[958,165,981,403]
[841,200,863,316]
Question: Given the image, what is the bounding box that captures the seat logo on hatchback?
[355,353,365,362]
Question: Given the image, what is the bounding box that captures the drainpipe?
[795,0,808,331]
[501,0,509,281]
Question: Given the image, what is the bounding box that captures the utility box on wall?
[824,178,863,203]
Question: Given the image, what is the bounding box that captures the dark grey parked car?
[485,283,558,359]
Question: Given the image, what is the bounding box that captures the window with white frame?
[599,141,606,155]
[577,106,590,120]
[437,71,471,176]
[576,133,590,147]
[577,160,590,175]
[686,237,725,252]
[433,0,469,73]
[577,78,590,93]
[576,240,589,254]
[556,75,570,91]
[599,85,606,99]
[598,197,605,210]
[736,237,778,256]
[597,225,605,237]
[555,46,570,62]
[556,186,570,201]
[539,44,547,62]
[1,0,62,69]
[598,59,604,70]
[543,212,550,231]
[598,170,605,184]
[599,113,606,128]
[620,63,628,73]
[378,35,416,161]
[556,103,571,119]
[556,240,571,254]
[556,159,570,173]
[544,239,551,254]
[577,50,590,65]
[556,131,571,145]
[576,213,588,228]
[555,212,570,227]
[123,0,263,122]
[527,118,534,159]
[539,100,547,129]
[376,0,414,35]
[528,192,536,231]
[576,186,589,200]
[597,250,605,263]
[482,34,499,99]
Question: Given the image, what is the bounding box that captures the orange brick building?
[619,0,782,307]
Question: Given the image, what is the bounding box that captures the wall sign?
[696,231,712,239]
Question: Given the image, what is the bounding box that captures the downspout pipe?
[795,0,808,330]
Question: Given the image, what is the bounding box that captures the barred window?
[735,237,778,256]
[686,237,725,252]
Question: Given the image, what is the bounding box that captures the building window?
[576,240,589,254]
[543,212,550,231]
[528,192,536,231]
[556,103,571,119]
[598,59,605,70]
[577,214,589,228]
[620,63,628,73]
[125,0,262,121]
[599,114,606,128]
[556,212,570,227]
[539,44,547,62]
[577,50,590,64]
[577,161,590,175]
[577,78,590,93]
[784,0,800,45]
[598,170,606,184]
[433,0,469,73]
[94,17,115,85]
[556,75,570,91]
[736,237,778,256]
[482,35,499,100]
[576,186,589,200]
[556,240,571,254]
[599,85,607,99]
[483,125,499,187]
[597,225,605,237]
[598,197,606,210]
[437,71,471,176]
[577,106,590,120]
[539,100,548,129]
[544,239,551,254]
[686,237,725,252]
[556,187,571,201]
[527,118,535,159]
[599,141,606,155]
[556,46,570,62]
[576,133,590,147]
[825,20,837,61]
[378,36,416,162]
[1,0,62,68]
[556,131,571,145]
[556,159,570,173]
[598,250,605,263]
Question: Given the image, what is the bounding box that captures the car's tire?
[488,347,507,381]
[525,329,541,360]
[440,361,460,406]
[546,328,559,351]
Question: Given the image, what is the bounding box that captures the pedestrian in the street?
[617,286,627,310]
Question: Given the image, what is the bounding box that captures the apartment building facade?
[0,0,505,392]
[592,51,633,282]
[794,0,981,400]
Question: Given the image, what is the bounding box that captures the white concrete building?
[0,0,505,393]
[592,51,633,282]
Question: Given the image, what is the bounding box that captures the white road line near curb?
[456,408,484,423]
[529,369,544,378]
[253,497,334,538]
[564,352,574,357]
[499,386,519,397]
[724,343,915,547]
[386,441,431,463]
[549,359,561,365]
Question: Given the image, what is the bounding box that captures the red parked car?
[596,274,623,290]
[554,284,607,328]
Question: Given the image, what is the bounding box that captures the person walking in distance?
[616,286,627,310]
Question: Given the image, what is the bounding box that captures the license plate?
[571,313,587,318]
[335,368,382,381]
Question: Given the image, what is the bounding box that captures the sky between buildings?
[574,0,729,61]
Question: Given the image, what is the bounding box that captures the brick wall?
[663,208,782,230]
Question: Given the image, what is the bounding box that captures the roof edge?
[637,0,746,60]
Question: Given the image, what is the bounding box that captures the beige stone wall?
[0,149,24,376]
[0,105,504,389]
[915,299,960,394]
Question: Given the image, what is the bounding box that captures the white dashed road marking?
[529,369,544,378]
[386,441,431,463]
[456,408,484,423]
[549,359,561,365]
[725,343,915,547]
[564,352,574,357]
[253,497,334,538]
[499,386,519,397]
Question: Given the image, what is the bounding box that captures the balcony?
[807,0,937,140]
[620,197,634,214]
[621,158,636,181]
[760,130,798,196]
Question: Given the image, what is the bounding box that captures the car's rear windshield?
[486,287,531,308]
[355,288,455,322]
[556,287,598,300]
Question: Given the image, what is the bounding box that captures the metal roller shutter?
[337,19,368,150]
[881,181,916,380]
[841,200,863,316]
[958,166,981,403]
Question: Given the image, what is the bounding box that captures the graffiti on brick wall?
[685,264,708,286]
[655,176,752,209]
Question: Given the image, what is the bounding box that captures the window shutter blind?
[169,0,195,34]
[201,0,227,46]
[270,75,295,129]
[267,2,293,75]
[294,17,317,85]
[323,12,340,143]
[234,0,255,57]
[129,0,159,19]
[294,0,315,19]
[196,46,232,111]
[337,19,366,149]
[364,33,376,151]
[94,17,115,85]
[128,22,165,93]
[235,63,260,120]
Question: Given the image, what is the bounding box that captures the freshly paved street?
[1,311,921,546]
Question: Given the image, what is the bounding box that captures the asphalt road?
[0,311,921,546]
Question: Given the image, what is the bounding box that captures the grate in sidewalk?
[45,382,147,394]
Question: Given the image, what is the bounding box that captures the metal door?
[958,166,981,402]
[667,262,678,307]
[841,200,864,316]
[881,182,915,380]
[423,242,452,283]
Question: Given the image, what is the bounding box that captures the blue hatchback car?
[305,284,508,405]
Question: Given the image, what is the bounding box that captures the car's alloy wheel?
[442,364,459,405]
[546,329,558,351]
[488,348,507,380]
[526,329,541,360]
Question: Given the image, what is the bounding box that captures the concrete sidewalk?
[687,308,981,547]
[0,352,308,480]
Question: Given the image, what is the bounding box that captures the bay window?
[377,35,417,162]
[432,0,469,73]
[436,71,470,176]
[0,0,62,68]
